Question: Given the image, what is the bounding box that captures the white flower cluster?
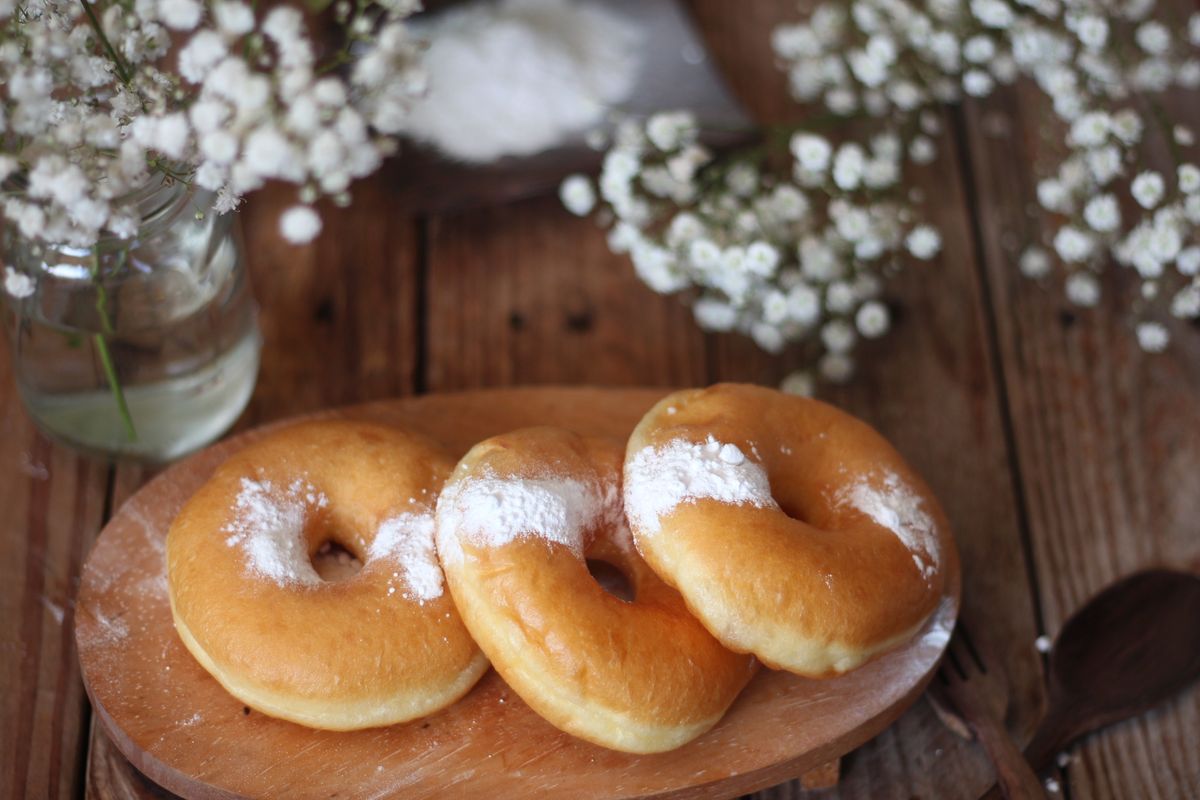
[1,0,424,250]
[562,112,941,385]
[771,0,1200,352]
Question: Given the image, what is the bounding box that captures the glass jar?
[1,179,261,462]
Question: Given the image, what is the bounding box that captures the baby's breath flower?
[855,301,890,338]
[693,297,739,332]
[1054,226,1095,262]
[279,205,323,244]
[1083,194,1121,232]
[1171,285,1200,318]
[3,266,35,299]
[159,0,203,31]
[906,226,941,259]
[559,175,596,216]
[780,370,816,396]
[910,136,937,164]
[1037,178,1073,213]
[791,134,833,173]
[1178,165,1200,194]
[1135,21,1170,56]
[819,352,855,383]
[1065,271,1101,306]
[1110,110,1144,145]
[1075,15,1109,50]
[832,143,866,190]
[1020,247,1053,278]
[1178,247,1200,276]
[1069,111,1110,147]
[1086,146,1123,184]
[745,241,780,277]
[1131,171,1165,209]
[646,111,697,152]
[963,70,995,97]
[1135,320,1170,352]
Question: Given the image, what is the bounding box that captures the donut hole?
[311,540,363,582]
[586,559,636,602]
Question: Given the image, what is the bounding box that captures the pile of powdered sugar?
[369,511,443,603]
[836,470,940,581]
[224,477,446,601]
[224,477,325,587]
[623,436,777,535]
[435,471,612,564]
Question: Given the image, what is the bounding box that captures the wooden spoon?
[983,568,1200,797]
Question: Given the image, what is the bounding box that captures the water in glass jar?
[8,224,261,462]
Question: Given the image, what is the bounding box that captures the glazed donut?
[166,420,489,731]
[624,384,956,677]
[435,427,758,754]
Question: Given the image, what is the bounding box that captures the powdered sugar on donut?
[838,471,939,581]
[436,473,608,564]
[623,436,777,535]
[370,512,443,603]
[224,477,326,586]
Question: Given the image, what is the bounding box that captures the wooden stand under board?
[75,387,960,800]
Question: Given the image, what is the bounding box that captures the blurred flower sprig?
[563,0,1200,387]
[0,0,426,253]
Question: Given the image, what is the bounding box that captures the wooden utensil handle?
[1021,710,1076,774]
[969,712,1046,800]
[951,682,1045,800]
[978,712,1075,799]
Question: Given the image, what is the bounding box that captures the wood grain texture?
[76,389,958,800]
[424,195,708,391]
[959,76,1200,799]
[0,342,110,800]
[239,180,423,418]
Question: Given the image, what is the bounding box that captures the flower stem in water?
[91,247,137,442]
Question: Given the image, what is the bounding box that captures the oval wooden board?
[76,387,960,800]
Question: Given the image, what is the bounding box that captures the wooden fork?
[929,625,1046,800]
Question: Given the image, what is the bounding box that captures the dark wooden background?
[3,1,1199,797]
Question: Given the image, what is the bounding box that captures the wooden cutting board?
[75,387,960,800]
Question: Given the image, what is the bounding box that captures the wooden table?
[3,2,1199,797]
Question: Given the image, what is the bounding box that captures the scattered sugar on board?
[370,511,443,603]
[436,472,606,564]
[837,470,939,581]
[623,436,776,534]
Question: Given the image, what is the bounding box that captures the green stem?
[90,249,137,442]
[79,0,133,86]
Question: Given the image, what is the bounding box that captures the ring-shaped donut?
[624,384,957,676]
[435,427,757,753]
[167,420,489,730]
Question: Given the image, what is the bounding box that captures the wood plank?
[0,340,110,799]
[239,179,423,419]
[686,2,1046,797]
[424,194,708,391]
[961,78,1200,798]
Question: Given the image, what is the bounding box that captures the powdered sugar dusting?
[370,511,443,603]
[838,471,939,581]
[436,473,606,564]
[224,477,326,586]
[623,436,777,535]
